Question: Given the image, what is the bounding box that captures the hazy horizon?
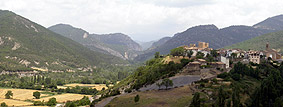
[1,0,283,42]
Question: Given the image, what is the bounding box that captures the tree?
[211,50,218,57]
[33,91,41,99]
[154,52,160,58]
[33,101,44,106]
[0,102,7,107]
[161,78,173,90]
[5,90,13,99]
[170,47,185,56]
[217,86,226,107]
[196,52,204,59]
[45,78,52,85]
[134,94,140,103]
[232,86,240,107]
[47,97,57,106]
[190,92,200,107]
[187,50,193,58]
[156,82,161,90]
[206,54,214,62]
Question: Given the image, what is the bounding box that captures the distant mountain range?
[0,10,127,71]
[135,40,155,51]
[49,24,142,60]
[135,14,283,61]
[225,30,283,53]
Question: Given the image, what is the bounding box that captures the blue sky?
[1,0,283,41]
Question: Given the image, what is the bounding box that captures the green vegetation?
[33,91,40,99]
[192,60,283,106]
[170,47,185,56]
[0,102,7,107]
[5,90,13,99]
[64,96,90,107]
[46,97,57,106]
[225,30,283,52]
[33,97,58,106]
[161,78,173,90]
[190,92,200,107]
[134,94,140,103]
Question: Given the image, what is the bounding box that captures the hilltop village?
[101,42,283,107]
[170,42,283,78]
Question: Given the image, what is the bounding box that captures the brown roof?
[190,61,201,64]
[210,62,225,65]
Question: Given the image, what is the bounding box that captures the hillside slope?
[49,24,142,60]
[225,30,283,52]
[0,10,127,71]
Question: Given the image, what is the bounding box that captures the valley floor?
[0,88,91,106]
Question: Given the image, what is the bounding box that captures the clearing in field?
[63,83,107,90]
[35,93,92,103]
[0,98,33,106]
[106,85,194,107]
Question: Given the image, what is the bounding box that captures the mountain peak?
[253,14,283,30]
[190,24,218,30]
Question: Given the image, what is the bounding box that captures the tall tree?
[161,78,173,90]
[47,97,57,106]
[33,91,41,99]
[5,90,13,99]
[154,52,160,58]
[134,94,140,103]
[190,92,200,107]
[232,86,240,107]
[170,47,185,56]
[217,86,226,107]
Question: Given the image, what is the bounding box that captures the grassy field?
[63,83,107,90]
[106,85,194,107]
[35,93,91,103]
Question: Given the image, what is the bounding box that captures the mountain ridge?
[0,10,127,71]
[135,23,274,61]
[49,24,142,60]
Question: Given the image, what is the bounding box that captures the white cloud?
[0,0,283,41]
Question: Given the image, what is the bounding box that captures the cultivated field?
[35,93,91,103]
[0,89,42,100]
[63,83,107,90]
[0,98,33,106]
[0,88,92,106]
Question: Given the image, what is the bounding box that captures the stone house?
[209,62,226,70]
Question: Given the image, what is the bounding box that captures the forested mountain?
[135,25,272,61]
[225,30,283,52]
[253,14,283,30]
[49,24,142,60]
[0,10,127,72]
[149,37,171,50]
